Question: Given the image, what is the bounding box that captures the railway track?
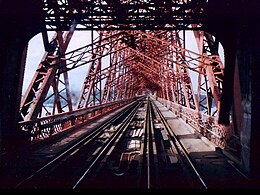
[150,99,207,189]
[4,95,249,189]
[72,97,209,189]
[13,98,143,189]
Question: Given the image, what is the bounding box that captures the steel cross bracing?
[192,25,223,117]
[20,27,76,121]
[42,0,207,31]
[19,0,234,150]
[20,27,229,149]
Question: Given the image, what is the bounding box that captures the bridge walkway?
[153,99,250,189]
[0,99,251,189]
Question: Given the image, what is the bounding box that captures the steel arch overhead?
[20,26,76,121]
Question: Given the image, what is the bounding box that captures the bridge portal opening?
[19,27,235,155]
[0,0,254,184]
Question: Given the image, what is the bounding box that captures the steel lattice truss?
[19,0,233,150]
[42,0,207,31]
[19,27,225,144]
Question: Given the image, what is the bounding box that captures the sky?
[23,30,224,95]
[23,30,97,94]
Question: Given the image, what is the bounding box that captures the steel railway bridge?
[0,0,260,188]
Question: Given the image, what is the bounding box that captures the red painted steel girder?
[42,0,207,31]
[20,27,76,121]
[21,28,224,121]
[19,1,236,149]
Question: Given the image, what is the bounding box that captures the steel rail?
[14,99,141,189]
[72,99,143,189]
[150,98,208,189]
[143,97,151,189]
